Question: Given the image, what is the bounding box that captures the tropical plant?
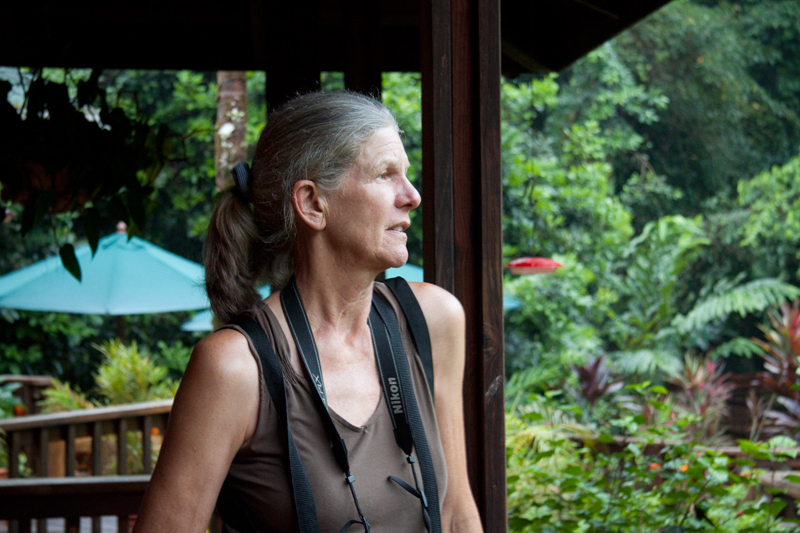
[92,340,178,405]
[37,379,95,413]
[668,354,733,444]
[0,69,172,279]
[606,215,708,376]
[507,385,800,532]
[752,300,800,437]
[674,278,800,358]
[152,339,192,380]
[565,355,625,423]
[0,382,23,418]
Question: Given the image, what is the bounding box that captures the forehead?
[356,127,409,172]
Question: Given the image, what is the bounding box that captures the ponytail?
[204,190,264,324]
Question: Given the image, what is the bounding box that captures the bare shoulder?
[188,327,259,389]
[132,327,260,532]
[407,282,465,336]
[407,282,465,378]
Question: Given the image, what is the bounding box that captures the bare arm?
[411,282,484,533]
[133,329,260,533]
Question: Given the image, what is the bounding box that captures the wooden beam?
[421,0,455,292]
[0,476,149,521]
[342,0,383,96]
[265,1,322,110]
[421,0,506,530]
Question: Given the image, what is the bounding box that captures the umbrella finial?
[116,221,127,234]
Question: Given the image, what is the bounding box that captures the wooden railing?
[0,375,54,416]
[0,399,172,532]
[0,476,150,532]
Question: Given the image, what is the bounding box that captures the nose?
[399,175,421,210]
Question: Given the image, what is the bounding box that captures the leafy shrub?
[152,339,192,380]
[752,300,800,437]
[668,354,733,444]
[507,385,800,532]
[36,339,178,411]
[92,340,178,404]
[0,382,23,418]
[37,379,95,413]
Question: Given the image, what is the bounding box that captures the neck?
[291,253,378,337]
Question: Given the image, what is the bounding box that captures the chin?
[383,250,409,269]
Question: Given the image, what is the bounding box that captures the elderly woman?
[134,92,482,532]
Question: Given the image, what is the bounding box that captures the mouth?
[388,222,410,232]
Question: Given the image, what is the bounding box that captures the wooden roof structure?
[1,0,671,530]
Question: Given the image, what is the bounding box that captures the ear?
[291,180,327,231]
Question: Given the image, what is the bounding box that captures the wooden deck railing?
[0,399,172,532]
[0,476,150,532]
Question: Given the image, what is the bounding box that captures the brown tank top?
[218,283,448,533]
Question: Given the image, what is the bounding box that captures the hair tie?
[231,162,253,203]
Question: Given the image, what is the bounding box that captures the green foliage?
[738,149,800,277]
[37,379,94,413]
[152,340,192,380]
[0,68,173,277]
[674,279,800,338]
[507,386,800,532]
[92,340,178,405]
[613,0,800,210]
[606,215,708,375]
[0,382,23,419]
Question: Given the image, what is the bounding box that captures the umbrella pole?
[116,316,124,339]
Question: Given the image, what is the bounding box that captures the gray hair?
[205,91,399,323]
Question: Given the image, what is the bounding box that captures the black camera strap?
[280,277,441,533]
[369,293,441,533]
[382,277,434,400]
[229,313,320,533]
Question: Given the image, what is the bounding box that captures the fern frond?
[609,349,682,376]
[708,337,763,359]
[674,279,800,334]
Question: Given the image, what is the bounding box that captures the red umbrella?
[505,257,562,275]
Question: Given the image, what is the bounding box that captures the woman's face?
[323,126,421,273]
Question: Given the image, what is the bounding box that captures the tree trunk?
[214,71,248,193]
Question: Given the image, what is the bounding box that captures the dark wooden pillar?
[421,0,506,531]
[343,0,383,96]
[265,1,321,110]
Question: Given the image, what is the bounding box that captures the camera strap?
[280,276,441,533]
[229,313,320,533]
[382,277,434,400]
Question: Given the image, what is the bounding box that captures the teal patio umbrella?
[0,227,209,315]
[386,264,522,311]
[182,285,271,332]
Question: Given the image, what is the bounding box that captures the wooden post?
[92,421,103,476]
[421,0,506,530]
[342,0,383,96]
[37,428,48,477]
[421,0,455,292]
[65,425,76,477]
[117,419,128,475]
[265,1,321,110]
